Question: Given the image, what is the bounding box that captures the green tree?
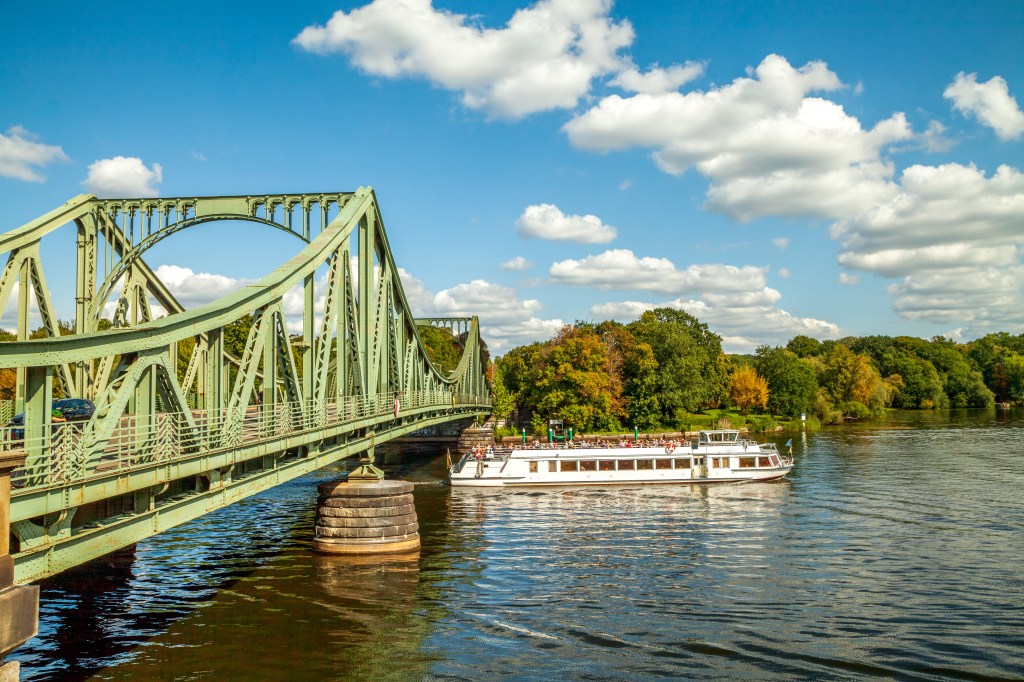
[489,362,515,423]
[881,350,946,409]
[1002,353,1024,404]
[917,337,993,408]
[755,346,819,417]
[499,341,544,413]
[623,340,661,429]
[786,335,822,358]
[418,325,463,375]
[629,308,728,423]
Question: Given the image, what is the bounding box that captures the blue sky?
[1,0,1022,353]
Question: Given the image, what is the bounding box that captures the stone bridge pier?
[0,453,38,682]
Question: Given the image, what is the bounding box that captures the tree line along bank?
[455,309,1024,436]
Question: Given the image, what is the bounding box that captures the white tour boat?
[449,429,793,487]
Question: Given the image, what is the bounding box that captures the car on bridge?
[6,398,96,440]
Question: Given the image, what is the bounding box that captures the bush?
[840,400,873,419]
[746,415,779,433]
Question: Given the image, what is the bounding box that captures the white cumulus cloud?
[833,162,1024,333]
[424,278,563,351]
[393,268,562,350]
[83,156,163,197]
[944,72,1024,141]
[564,54,913,221]
[293,0,634,119]
[516,203,617,243]
[0,125,68,182]
[548,249,767,293]
[609,61,704,94]
[154,264,251,308]
[838,272,859,285]
[500,256,533,271]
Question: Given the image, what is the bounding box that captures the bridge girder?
[0,188,490,583]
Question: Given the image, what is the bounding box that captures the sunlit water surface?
[13,409,1024,680]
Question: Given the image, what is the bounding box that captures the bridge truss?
[0,189,490,583]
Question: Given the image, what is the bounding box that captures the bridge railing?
[4,389,489,491]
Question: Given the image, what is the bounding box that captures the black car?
[6,398,96,439]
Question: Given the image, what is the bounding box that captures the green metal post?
[262,317,277,435]
[134,361,156,463]
[358,212,374,396]
[634,425,639,440]
[14,261,30,414]
[23,366,52,486]
[75,218,96,398]
[302,273,314,407]
[521,428,526,444]
[204,327,224,417]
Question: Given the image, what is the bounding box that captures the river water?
[12,409,1024,680]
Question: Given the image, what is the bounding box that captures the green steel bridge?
[0,188,491,585]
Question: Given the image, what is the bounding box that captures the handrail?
[4,389,490,492]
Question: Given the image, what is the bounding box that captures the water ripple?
[13,413,1024,680]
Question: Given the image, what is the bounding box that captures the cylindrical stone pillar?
[312,479,420,555]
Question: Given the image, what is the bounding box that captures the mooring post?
[0,452,39,681]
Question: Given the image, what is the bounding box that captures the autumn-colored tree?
[533,325,623,432]
[0,369,14,401]
[818,343,886,416]
[730,365,769,415]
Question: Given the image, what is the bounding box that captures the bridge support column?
[0,452,39,681]
[312,479,419,555]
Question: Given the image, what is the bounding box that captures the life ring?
[665,442,677,454]
[473,446,483,460]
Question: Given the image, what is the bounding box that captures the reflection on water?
[13,412,1024,680]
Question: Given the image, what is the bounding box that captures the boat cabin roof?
[698,429,740,443]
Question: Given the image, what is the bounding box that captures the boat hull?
[450,471,791,487]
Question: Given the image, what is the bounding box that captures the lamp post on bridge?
[0,451,39,681]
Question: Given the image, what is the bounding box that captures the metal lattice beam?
[1,188,491,583]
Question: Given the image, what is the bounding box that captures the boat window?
[619,459,636,470]
[529,461,538,473]
[655,459,672,470]
[674,458,691,469]
[757,457,770,468]
[636,459,653,470]
[599,460,615,471]
[693,457,703,466]
[580,460,597,472]
[560,460,579,472]
[769,455,780,467]
[738,457,756,468]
